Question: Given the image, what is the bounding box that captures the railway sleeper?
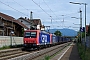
[0,50,22,57]
[0,48,21,53]
[0,52,29,60]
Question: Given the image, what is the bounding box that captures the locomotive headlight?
[37,44,39,45]
[24,41,27,43]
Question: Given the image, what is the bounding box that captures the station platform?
[51,43,81,60]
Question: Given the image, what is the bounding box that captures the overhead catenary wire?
[43,0,61,21]
[12,0,68,24]
[31,0,58,27]
[32,0,80,30]
[12,0,29,11]
[43,0,80,25]
[0,0,81,30]
[32,0,51,17]
[32,0,56,28]
[43,0,61,26]
[12,0,43,19]
[0,1,29,17]
[43,0,59,25]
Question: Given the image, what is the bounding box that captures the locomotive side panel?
[39,32,50,45]
[52,35,58,45]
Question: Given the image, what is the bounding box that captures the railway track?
[0,48,29,60]
[0,42,71,60]
[10,42,71,60]
[28,42,71,60]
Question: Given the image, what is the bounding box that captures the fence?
[0,36,23,48]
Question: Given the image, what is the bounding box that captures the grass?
[85,48,90,60]
[0,44,23,50]
[77,44,85,60]
[0,46,10,50]
[77,43,90,60]
[44,55,50,60]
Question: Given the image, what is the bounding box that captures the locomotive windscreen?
[24,32,37,38]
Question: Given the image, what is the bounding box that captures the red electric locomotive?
[23,30,51,49]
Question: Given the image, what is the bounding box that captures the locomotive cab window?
[31,32,37,38]
[24,32,37,38]
[24,32,30,38]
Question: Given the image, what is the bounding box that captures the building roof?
[18,17,42,26]
[31,19,42,26]
[0,12,28,29]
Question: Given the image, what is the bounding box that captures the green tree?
[54,30,62,36]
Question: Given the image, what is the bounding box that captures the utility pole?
[61,15,64,28]
[80,8,82,43]
[50,16,52,23]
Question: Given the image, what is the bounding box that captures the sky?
[0,0,90,31]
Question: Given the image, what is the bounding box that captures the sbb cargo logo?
[41,35,47,43]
